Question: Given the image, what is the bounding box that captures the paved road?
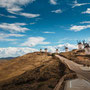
[55,55,90,82]
[64,79,90,90]
[54,55,90,90]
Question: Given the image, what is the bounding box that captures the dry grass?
[0,52,76,90]
[0,52,52,82]
[60,50,90,66]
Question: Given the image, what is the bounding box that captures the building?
[77,41,83,50]
[84,43,90,55]
[56,49,59,53]
[45,48,48,53]
[40,49,42,52]
[65,46,68,52]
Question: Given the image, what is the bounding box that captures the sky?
[0,0,90,58]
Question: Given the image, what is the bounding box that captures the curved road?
[55,55,90,82]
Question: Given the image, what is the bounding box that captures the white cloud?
[6,15,17,18]
[0,33,25,41]
[0,37,17,41]
[70,25,90,32]
[42,43,77,53]
[7,6,22,14]
[51,9,62,13]
[42,46,56,52]
[21,37,50,47]
[58,38,75,43]
[20,13,40,18]
[43,31,55,34]
[0,23,29,32]
[58,37,90,44]
[0,0,40,18]
[72,0,90,8]
[0,0,35,13]
[0,14,17,18]
[0,47,37,58]
[80,21,90,24]
[57,43,77,51]
[82,8,90,14]
[49,0,57,5]
[0,33,25,38]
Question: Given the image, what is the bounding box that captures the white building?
[83,41,90,55]
[84,44,90,55]
[40,49,42,52]
[45,48,48,53]
[65,46,68,52]
[56,49,59,53]
[78,42,83,50]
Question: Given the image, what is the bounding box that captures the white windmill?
[55,46,60,53]
[64,46,68,52]
[77,40,83,50]
[40,48,42,52]
[44,48,48,53]
[83,40,90,55]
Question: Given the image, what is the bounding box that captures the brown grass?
[0,52,76,90]
[60,50,90,66]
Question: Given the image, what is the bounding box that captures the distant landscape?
[0,48,90,90]
[0,57,15,60]
[0,0,90,90]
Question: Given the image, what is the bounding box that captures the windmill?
[64,46,68,52]
[77,40,83,50]
[82,40,90,55]
[37,46,43,52]
[55,46,60,53]
[40,48,42,52]
[83,40,86,47]
[44,48,48,53]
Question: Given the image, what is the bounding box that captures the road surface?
[54,55,90,90]
[64,79,90,90]
[55,55,90,82]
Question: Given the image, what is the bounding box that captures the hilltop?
[60,49,90,66]
[0,52,76,90]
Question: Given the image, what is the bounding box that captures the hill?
[0,57,15,60]
[0,52,75,90]
[60,49,90,66]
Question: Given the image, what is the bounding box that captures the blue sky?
[0,0,90,57]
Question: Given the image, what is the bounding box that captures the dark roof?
[45,48,47,50]
[65,47,68,49]
[84,43,90,48]
[78,42,82,44]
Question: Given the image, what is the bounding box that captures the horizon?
[0,0,90,58]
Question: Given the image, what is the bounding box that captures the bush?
[52,53,55,57]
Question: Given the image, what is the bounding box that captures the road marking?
[70,81,72,88]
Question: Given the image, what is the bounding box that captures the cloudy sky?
[0,0,90,57]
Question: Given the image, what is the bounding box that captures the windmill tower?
[45,48,48,53]
[56,49,59,53]
[84,44,90,55]
[83,41,90,55]
[77,41,83,50]
[55,46,60,53]
[40,49,42,52]
[65,46,68,52]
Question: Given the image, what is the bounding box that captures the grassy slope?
[0,52,74,90]
[60,50,90,66]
